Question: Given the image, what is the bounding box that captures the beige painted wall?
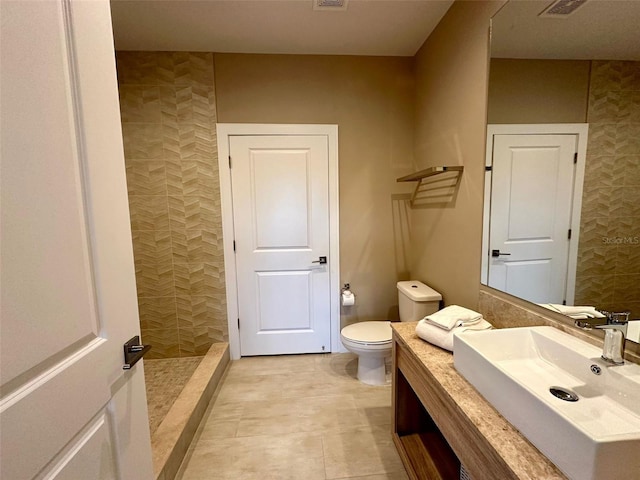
[410,1,505,309]
[214,54,415,325]
[488,59,590,124]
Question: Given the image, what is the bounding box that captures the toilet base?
[356,352,390,386]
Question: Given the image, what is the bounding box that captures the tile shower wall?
[577,60,640,318]
[116,52,227,358]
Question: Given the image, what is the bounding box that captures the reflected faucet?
[575,311,630,365]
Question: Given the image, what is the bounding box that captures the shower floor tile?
[144,356,203,435]
[176,353,408,480]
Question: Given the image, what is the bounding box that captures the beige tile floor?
[175,353,408,480]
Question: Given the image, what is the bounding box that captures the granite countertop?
[391,321,566,480]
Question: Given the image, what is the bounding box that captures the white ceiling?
[110,0,454,56]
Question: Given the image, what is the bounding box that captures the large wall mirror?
[483,0,640,342]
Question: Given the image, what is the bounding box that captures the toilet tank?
[397,281,442,322]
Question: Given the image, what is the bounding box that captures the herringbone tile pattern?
[131,230,173,265]
[137,296,178,330]
[117,52,227,358]
[126,160,168,196]
[166,159,218,197]
[135,262,176,298]
[168,195,218,231]
[170,229,220,264]
[118,85,162,123]
[128,195,171,231]
[177,328,212,357]
[122,123,164,159]
[577,61,640,319]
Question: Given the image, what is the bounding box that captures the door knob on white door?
[311,256,327,264]
[491,249,511,257]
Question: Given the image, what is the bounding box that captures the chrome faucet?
[575,311,630,365]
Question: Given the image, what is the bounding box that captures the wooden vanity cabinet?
[392,332,522,480]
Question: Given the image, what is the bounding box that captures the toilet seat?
[341,321,392,347]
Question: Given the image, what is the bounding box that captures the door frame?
[217,124,340,360]
[482,124,588,305]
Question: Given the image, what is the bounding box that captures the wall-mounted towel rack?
[397,166,464,205]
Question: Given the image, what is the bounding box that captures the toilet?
[340,281,442,385]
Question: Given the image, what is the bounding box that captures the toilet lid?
[341,321,392,344]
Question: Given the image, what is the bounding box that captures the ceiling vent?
[539,0,588,17]
[313,0,348,11]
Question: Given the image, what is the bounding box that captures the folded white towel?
[424,305,483,331]
[415,318,493,352]
[539,304,606,320]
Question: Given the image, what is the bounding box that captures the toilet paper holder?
[341,283,355,306]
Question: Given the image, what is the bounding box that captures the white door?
[230,135,332,356]
[0,1,153,479]
[488,134,577,304]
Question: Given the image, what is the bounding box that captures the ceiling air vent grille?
[539,0,588,17]
[313,0,348,11]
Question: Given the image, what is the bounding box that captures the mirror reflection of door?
[488,131,580,304]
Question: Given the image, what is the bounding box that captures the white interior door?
[0,1,153,479]
[488,134,577,304]
[230,135,332,356]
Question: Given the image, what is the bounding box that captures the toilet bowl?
[340,281,442,386]
[341,321,392,385]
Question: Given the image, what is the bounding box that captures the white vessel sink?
[453,326,640,480]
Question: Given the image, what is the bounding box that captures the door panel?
[256,271,312,331]
[504,149,562,239]
[38,413,116,480]
[230,135,331,356]
[488,134,576,304]
[253,150,311,248]
[0,0,100,386]
[502,260,553,299]
[0,1,153,478]
[2,343,112,479]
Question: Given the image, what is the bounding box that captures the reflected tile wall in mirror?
[577,60,640,319]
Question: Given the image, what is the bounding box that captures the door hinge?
[233,240,236,252]
[229,155,232,168]
[485,165,492,171]
[574,152,578,164]
[237,318,240,330]
[568,229,572,240]
[562,300,567,305]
